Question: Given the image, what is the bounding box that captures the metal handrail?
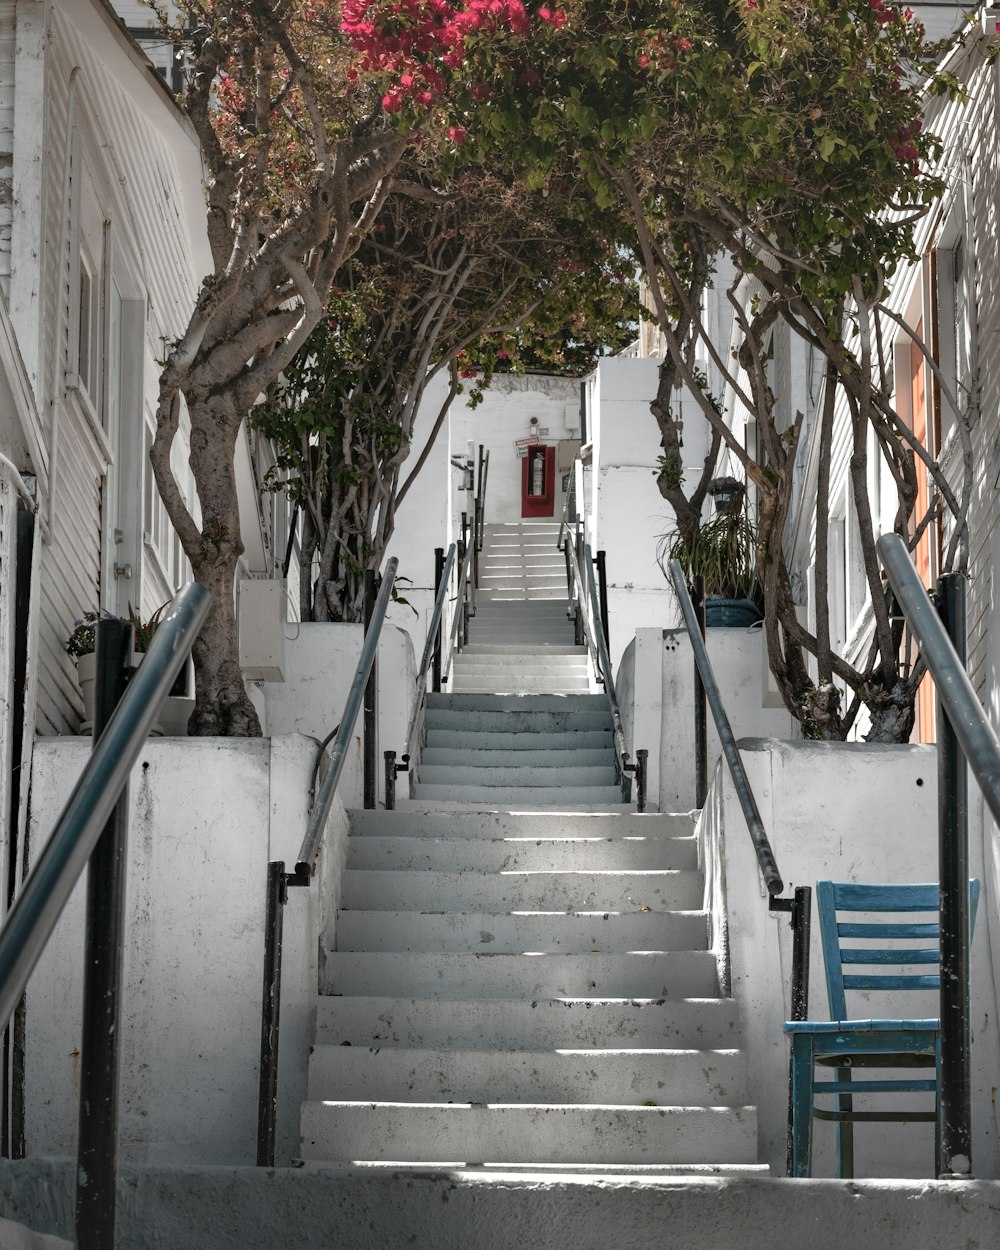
[667,558,783,894]
[443,535,476,683]
[878,534,1000,824]
[563,534,646,809]
[668,557,810,1177]
[877,530,997,1177]
[294,558,399,877]
[259,557,398,1167]
[0,583,210,1030]
[402,543,457,760]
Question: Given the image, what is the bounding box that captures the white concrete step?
[423,709,611,732]
[335,909,708,952]
[409,784,625,805]
[477,589,568,601]
[424,728,612,751]
[300,1102,758,1166]
[308,1046,747,1105]
[419,748,612,768]
[453,658,589,672]
[341,868,700,911]
[315,994,742,1050]
[323,951,719,999]
[346,835,698,872]
[449,678,592,694]
[459,644,584,656]
[428,693,604,711]
[345,811,697,839]
[414,764,615,789]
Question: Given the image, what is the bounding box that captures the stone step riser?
[424,729,613,751]
[323,951,718,999]
[419,748,613,769]
[423,724,613,745]
[345,835,699,872]
[334,909,708,953]
[315,995,741,1050]
[415,766,616,788]
[341,869,701,912]
[448,681,593,695]
[409,784,625,806]
[459,645,584,656]
[427,694,606,712]
[300,1103,758,1166]
[307,1047,747,1106]
[345,811,697,838]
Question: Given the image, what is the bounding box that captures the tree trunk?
[185,398,262,737]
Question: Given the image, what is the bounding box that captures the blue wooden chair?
[784,879,980,1178]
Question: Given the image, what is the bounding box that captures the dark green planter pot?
[705,598,763,628]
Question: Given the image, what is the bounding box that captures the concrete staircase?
[299,520,761,1178]
[301,808,760,1173]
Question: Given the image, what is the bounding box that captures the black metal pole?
[693,575,709,807]
[363,571,377,810]
[789,886,812,1022]
[75,619,132,1250]
[635,749,648,815]
[574,530,586,647]
[384,752,396,811]
[257,861,287,1167]
[937,572,971,1178]
[432,547,444,693]
[596,550,610,654]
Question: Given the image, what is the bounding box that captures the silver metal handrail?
[443,536,476,683]
[0,582,211,1031]
[563,534,645,807]
[878,533,1000,824]
[667,559,783,893]
[402,543,457,759]
[294,558,398,878]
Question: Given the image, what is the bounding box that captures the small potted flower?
[66,603,194,734]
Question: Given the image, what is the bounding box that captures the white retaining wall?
[264,624,416,808]
[24,735,347,1167]
[618,626,796,812]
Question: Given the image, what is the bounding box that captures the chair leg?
[789,1035,815,1177]
[836,1066,854,1179]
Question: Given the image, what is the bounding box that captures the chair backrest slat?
[818,879,981,1021]
[840,948,939,965]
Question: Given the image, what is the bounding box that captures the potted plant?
[66,603,194,734]
[657,481,762,628]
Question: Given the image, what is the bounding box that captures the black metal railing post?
[432,547,445,692]
[256,860,288,1167]
[363,570,377,810]
[692,575,709,808]
[595,550,610,654]
[773,885,812,1176]
[574,530,585,648]
[75,618,133,1250]
[937,571,972,1178]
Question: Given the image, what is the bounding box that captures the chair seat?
[784,1018,938,1034]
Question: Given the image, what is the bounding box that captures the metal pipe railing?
[258,558,398,1167]
[668,559,783,892]
[563,535,646,809]
[667,557,810,1174]
[877,531,999,1178]
[294,558,398,878]
[0,583,211,1031]
[0,583,210,1247]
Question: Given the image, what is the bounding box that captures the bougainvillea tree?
[404,0,976,740]
[148,0,553,733]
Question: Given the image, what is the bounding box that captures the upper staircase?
[300,520,762,1177]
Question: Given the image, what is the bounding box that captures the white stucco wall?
[706,739,1000,1179]
[589,357,716,675]
[264,624,416,808]
[24,735,346,1167]
[618,626,796,812]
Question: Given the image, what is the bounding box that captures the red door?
[522,446,555,517]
